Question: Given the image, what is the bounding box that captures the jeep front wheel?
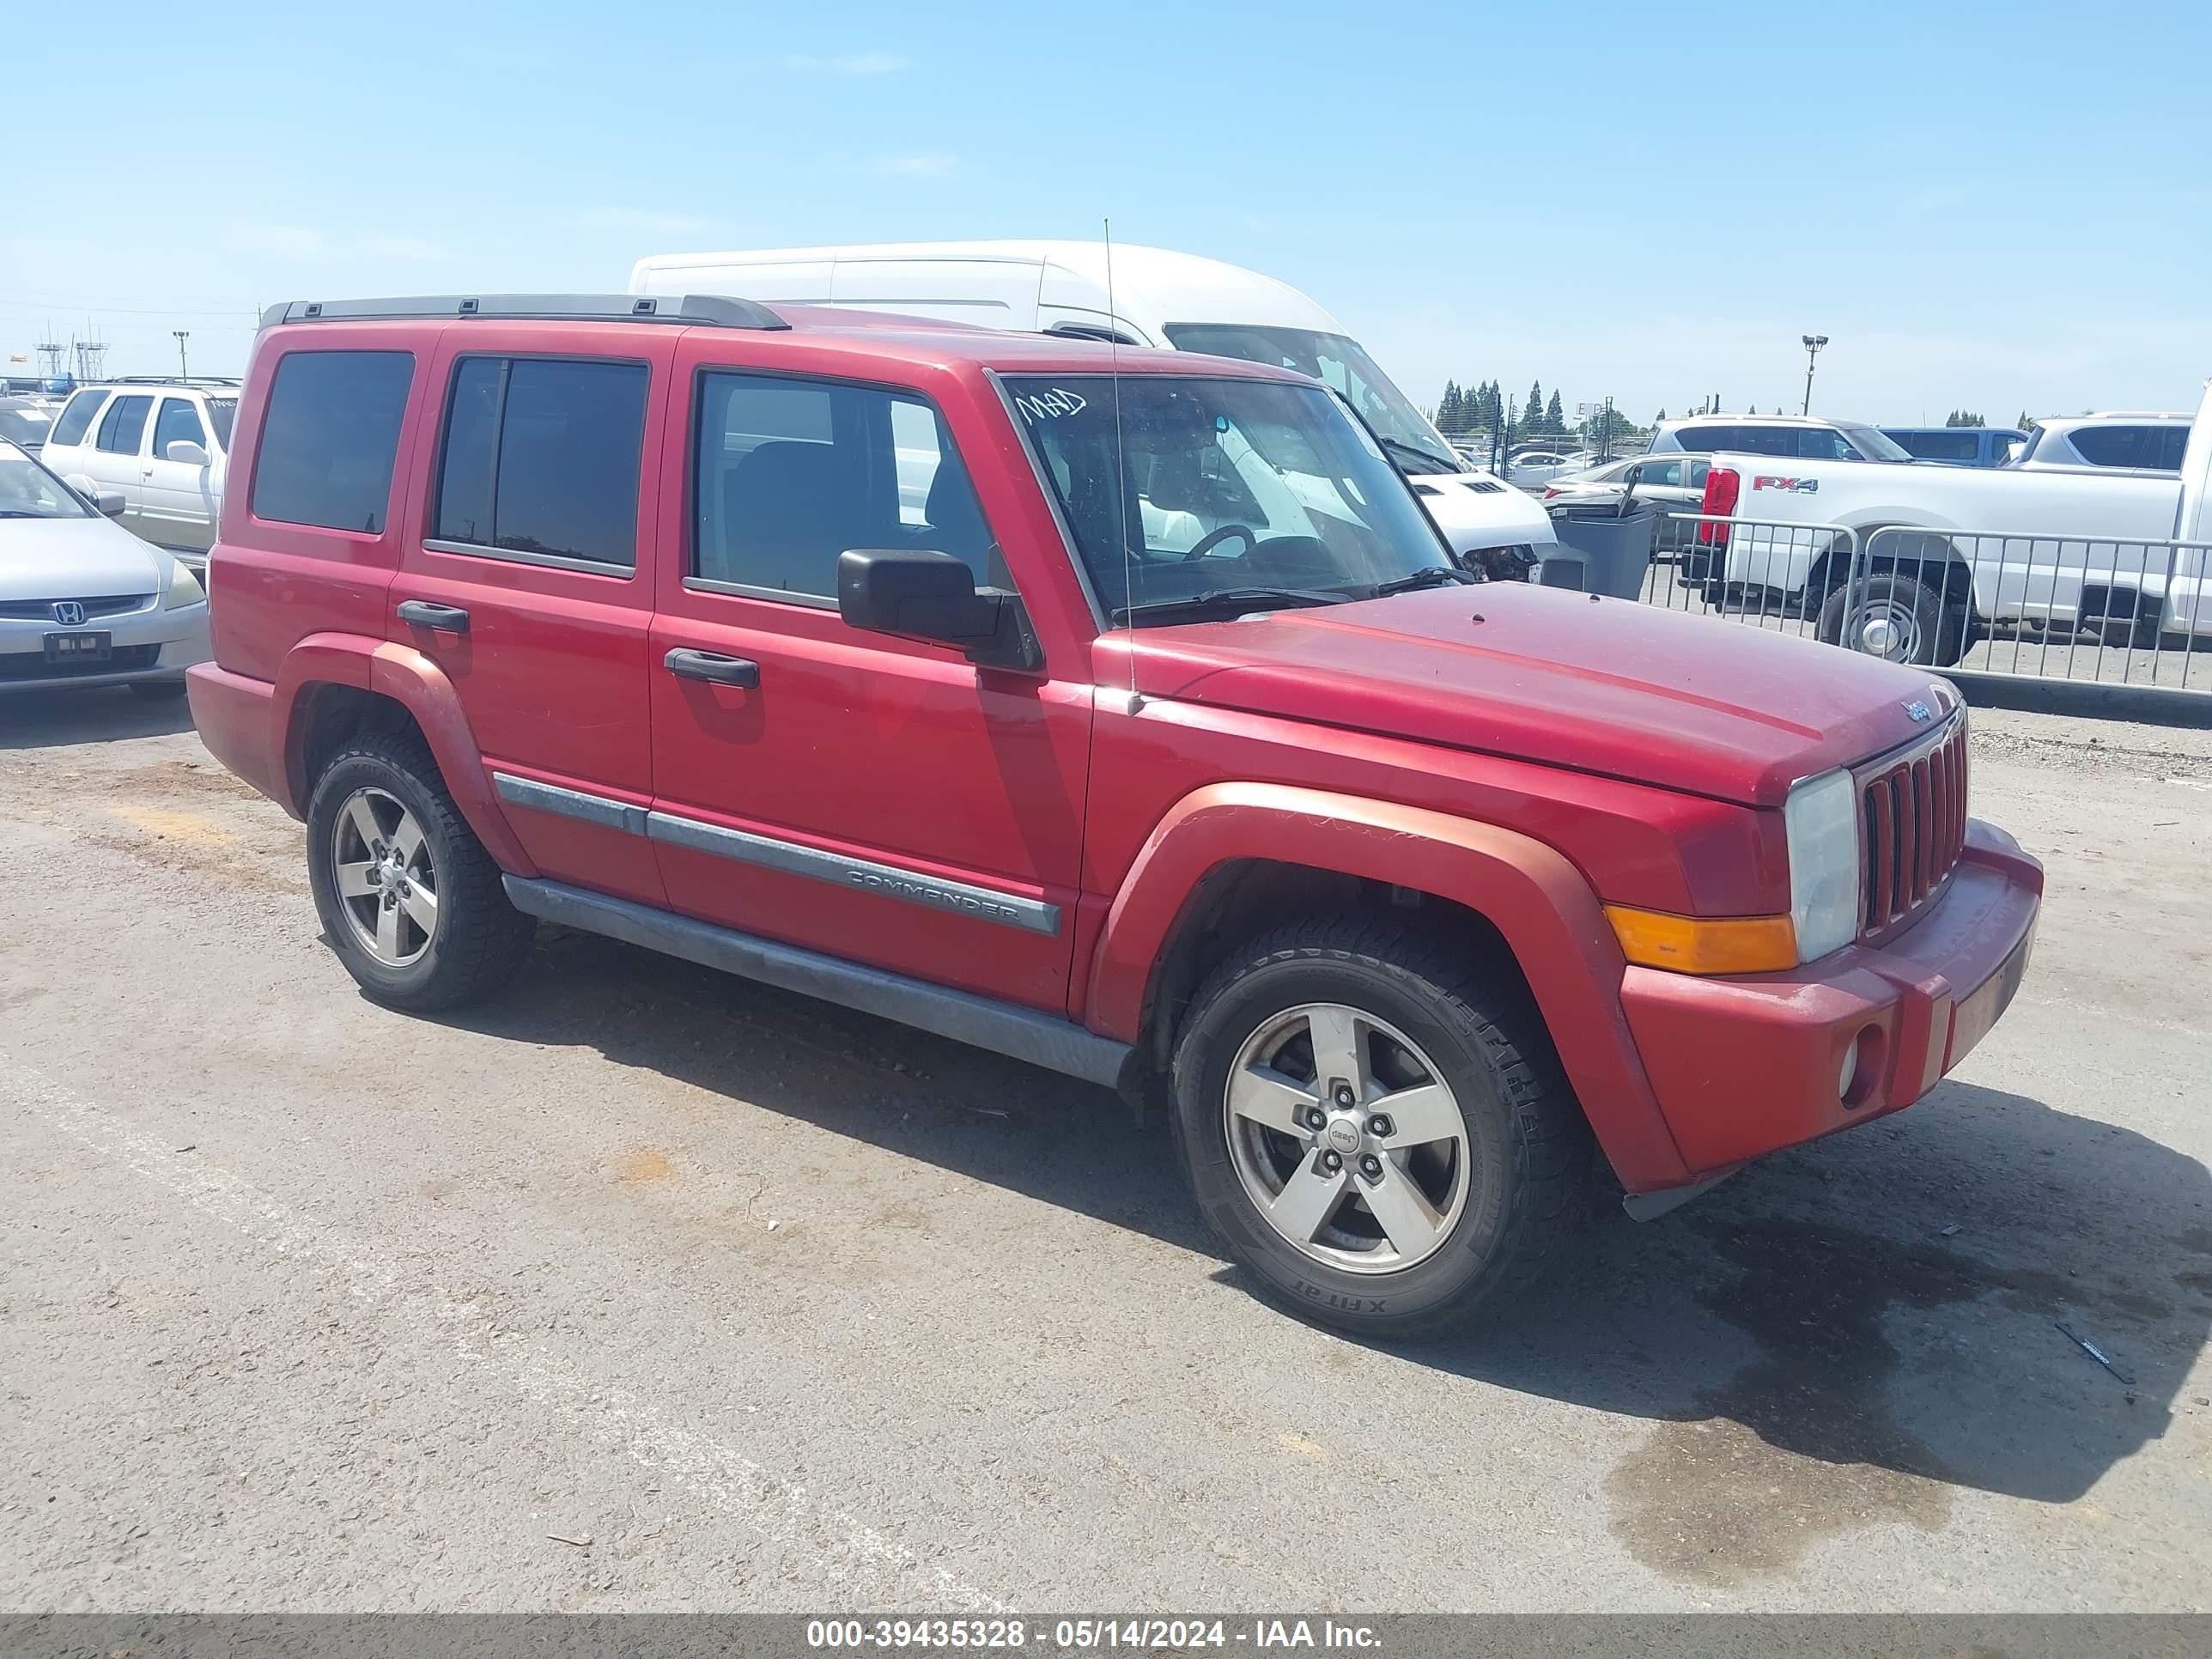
[1170,918,1584,1337]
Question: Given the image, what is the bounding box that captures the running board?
[501,877,1133,1090]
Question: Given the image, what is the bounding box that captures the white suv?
[2010,412,2191,474]
[38,377,240,571]
[1646,412,1913,463]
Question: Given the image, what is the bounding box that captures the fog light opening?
[1839,1024,1884,1109]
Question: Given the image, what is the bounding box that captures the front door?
[647,349,1091,1012]
[139,396,219,554]
[388,330,677,907]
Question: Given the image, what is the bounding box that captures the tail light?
[1543,486,1562,498]
[1697,465,1740,548]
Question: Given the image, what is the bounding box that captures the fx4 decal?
[1751,475,1820,494]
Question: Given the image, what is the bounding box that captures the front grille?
[1859,717,1969,938]
[0,594,153,621]
[0,644,162,683]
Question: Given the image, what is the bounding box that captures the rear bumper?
[1620,820,2042,1181]
[185,662,289,811]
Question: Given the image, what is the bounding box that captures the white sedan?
[0,440,210,699]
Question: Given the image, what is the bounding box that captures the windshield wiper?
[1372,566,1477,597]
[1110,586,1351,625]
[1378,435,1461,475]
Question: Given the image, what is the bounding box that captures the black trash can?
[1539,499,1660,599]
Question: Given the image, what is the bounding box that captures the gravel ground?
[0,691,2207,1613]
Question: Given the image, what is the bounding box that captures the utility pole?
[173,331,190,378]
[1800,334,1828,416]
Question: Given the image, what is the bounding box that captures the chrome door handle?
[664,648,760,688]
[397,599,470,634]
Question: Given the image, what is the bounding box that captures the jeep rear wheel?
[306,730,534,1012]
[1170,916,1585,1337]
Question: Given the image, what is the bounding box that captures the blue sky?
[7,0,2208,425]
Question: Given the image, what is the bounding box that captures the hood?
[1407,472,1557,550]
[0,514,165,603]
[1124,584,1958,807]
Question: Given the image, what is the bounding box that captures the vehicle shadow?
[0,686,196,749]
[431,926,2212,1541]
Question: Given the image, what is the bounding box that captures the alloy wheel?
[1223,1002,1471,1274]
[331,787,439,967]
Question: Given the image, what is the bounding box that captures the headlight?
[1784,768,1861,962]
[163,560,205,611]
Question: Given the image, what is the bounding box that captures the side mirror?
[836,549,1038,670]
[69,474,125,517]
[164,440,210,466]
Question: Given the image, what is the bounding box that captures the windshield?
[1006,374,1455,623]
[1160,324,1463,475]
[0,406,54,448]
[0,446,91,520]
[1840,423,1914,463]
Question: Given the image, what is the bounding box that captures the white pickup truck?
[1691,380,2211,665]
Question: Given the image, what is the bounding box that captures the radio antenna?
[1103,217,1139,707]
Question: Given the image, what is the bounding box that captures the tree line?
[1435,379,1571,438]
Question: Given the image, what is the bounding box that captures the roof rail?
[107,374,245,387]
[258,293,789,332]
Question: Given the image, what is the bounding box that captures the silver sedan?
[0,440,211,699]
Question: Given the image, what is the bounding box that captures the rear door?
[88,392,155,525]
[390,327,676,906]
[139,396,219,554]
[645,342,1090,1012]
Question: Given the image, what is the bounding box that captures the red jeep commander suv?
[188,294,2042,1334]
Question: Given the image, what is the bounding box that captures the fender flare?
[1085,782,1691,1194]
[272,633,537,876]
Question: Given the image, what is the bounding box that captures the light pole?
[1800,334,1827,416]
[173,331,190,378]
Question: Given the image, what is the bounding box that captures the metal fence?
[1620,514,2212,694]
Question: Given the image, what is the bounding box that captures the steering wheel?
[1181,523,1258,562]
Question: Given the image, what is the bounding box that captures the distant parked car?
[1881,427,2027,468]
[1649,413,1911,463]
[0,396,54,455]
[1502,448,1590,486]
[1544,453,1711,509]
[37,376,240,572]
[2009,413,2191,474]
[0,440,210,698]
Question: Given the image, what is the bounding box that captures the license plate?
[43,631,111,662]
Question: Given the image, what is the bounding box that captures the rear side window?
[50,388,107,447]
[433,356,648,568]
[204,398,237,449]
[1893,430,1978,461]
[2069,424,2188,471]
[154,398,207,457]
[251,350,415,532]
[1672,425,1734,452]
[96,394,153,454]
[691,371,996,599]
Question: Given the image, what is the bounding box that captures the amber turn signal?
[1604,905,1799,975]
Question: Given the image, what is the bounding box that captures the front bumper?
[1620,820,2042,1179]
[0,602,210,696]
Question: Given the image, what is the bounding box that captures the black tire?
[129,678,190,701]
[1817,569,1967,667]
[1169,915,1588,1338]
[305,728,533,1011]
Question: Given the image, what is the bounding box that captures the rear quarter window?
[250,349,416,533]
[49,389,107,447]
